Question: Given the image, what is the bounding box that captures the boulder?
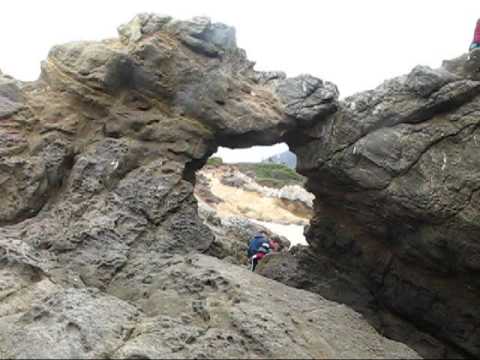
[0,248,420,359]
[258,248,465,359]
[106,254,419,359]
[275,74,339,126]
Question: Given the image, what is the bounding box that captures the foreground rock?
[258,248,465,359]
[0,251,419,359]
[285,63,480,357]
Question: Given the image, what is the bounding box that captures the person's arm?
[250,255,256,271]
[262,246,273,257]
[269,240,280,252]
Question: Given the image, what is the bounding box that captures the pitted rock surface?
[283,62,480,357]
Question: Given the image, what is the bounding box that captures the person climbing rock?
[247,231,279,271]
[465,19,480,74]
[470,18,480,51]
[247,231,268,258]
[249,242,270,272]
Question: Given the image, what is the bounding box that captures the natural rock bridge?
[0,13,479,358]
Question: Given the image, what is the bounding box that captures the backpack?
[247,235,268,258]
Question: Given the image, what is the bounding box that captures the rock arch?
[0,13,479,358]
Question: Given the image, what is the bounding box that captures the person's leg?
[251,257,258,271]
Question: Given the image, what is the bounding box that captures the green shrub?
[254,163,302,182]
[236,163,305,189]
[207,156,223,166]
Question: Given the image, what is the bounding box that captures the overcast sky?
[1,0,479,162]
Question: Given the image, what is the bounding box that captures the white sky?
[1,0,479,163]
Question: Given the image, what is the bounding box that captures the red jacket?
[253,252,266,261]
[474,19,480,43]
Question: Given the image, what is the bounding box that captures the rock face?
[258,248,464,359]
[1,11,479,359]
[0,251,419,359]
[283,63,480,357]
[0,13,419,359]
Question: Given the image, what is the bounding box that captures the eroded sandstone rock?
[2,11,479,359]
[0,253,421,359]
[258,248,465,359]
[1,12,319,291]
[284,62,480,357]
[2,13,417,360]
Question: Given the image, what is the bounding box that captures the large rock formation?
[276,61,480,357]
[2,11,480,359]
[0,13,335,288]
[0,13,419,359]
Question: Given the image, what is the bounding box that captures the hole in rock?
[194,143,314,266]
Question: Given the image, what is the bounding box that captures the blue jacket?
[247,235,268,258]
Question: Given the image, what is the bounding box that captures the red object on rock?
[255,252,266,261]
[269,240,280,252]
[474,19,480,43]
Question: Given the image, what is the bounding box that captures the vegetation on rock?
[236,163,305,188]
